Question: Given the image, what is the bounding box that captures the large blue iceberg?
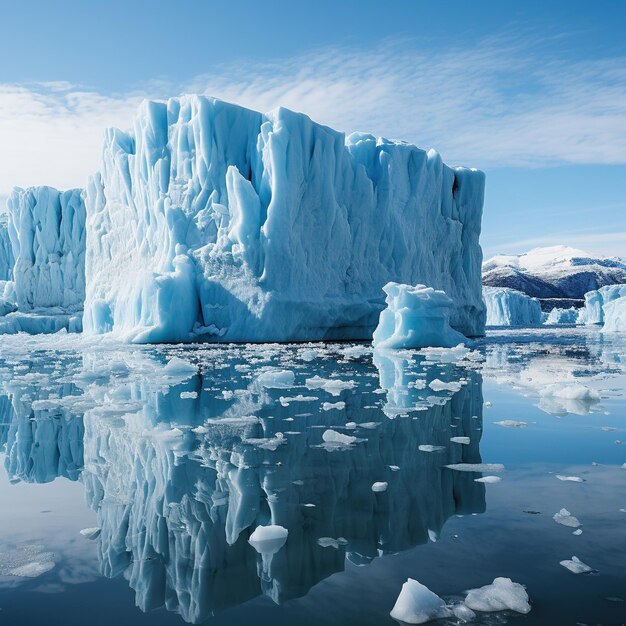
[82,96,486,343]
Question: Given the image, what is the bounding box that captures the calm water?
[0,328,624,625]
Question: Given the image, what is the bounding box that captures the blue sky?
[0,0,624,257]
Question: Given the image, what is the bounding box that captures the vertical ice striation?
[580,284,626,325]
[7,186,86,311]
[482,286,542,327]
[0,215,14,281]
[84,95,486,343]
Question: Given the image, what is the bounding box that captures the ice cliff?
[0,215,13,281]
[7,186,85,311]
[580,284,626,325]
[482,286,542,327]
[83,95,486,343]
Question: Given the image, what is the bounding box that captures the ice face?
[372,282,467,349]
[482,286,542,327]
[6,186,85,312]
[0,215,14,281]
[83,95,485,343]
[544,306,580,325]
[579,284,626,325]
[602,295,626,332]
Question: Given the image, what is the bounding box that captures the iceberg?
[389,579,451,624]
[7,186,85,311]
[0,215,14,281]
[602,295,626,332]
[482,286,542,326]
[372,282,467,349]
[581,284,626,325]
[544,306,579,325]
[83,95,485,343]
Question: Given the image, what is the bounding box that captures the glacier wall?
[7,186,86,311]
[581,284,626,325]
[84,95,486,343]
[603,295,626,332]
[0,215,14,281]
[483,286,542,326]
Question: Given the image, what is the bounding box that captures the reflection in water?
[0,342,485,623]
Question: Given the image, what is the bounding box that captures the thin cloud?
[0,33,625,196]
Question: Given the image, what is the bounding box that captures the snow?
[83,95,485,343]
[560,556,593,574]
[389,578,451,624]
[603,296,626,332]
[483,246,626,303]
[248,525,288,554]
[372,283,467,349]
[483,286,542,326]
[6,186,85,312]
[581,284,626,325]
[463,577,531,614]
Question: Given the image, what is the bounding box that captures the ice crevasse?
[83,95,486,343]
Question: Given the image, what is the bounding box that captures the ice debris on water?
[445,463,505,473]
[560,556,594,574]
[553,508,581,528]
[474,476,502,483]
[556,475,585,482]
[494,420,528,428]
[371,482,388,492]
[79,527,101,540]
[463,577,531,614]
[389,578,452,624]
[248,525,288,555]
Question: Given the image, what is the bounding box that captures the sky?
[0,0,624,258]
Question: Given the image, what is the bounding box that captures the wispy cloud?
[0,32,625,196]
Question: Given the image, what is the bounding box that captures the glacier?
[82,95,486,343]
[372,282,466,349]
[0,186,86,334]
[544,306,579,325]
[482,286,542,327]
[7,186,85,311]
[603,296,626,332]
[580,284,626,325]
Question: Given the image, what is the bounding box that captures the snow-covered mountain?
[482,245,626,309]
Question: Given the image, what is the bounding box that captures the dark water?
[0,328,624,625]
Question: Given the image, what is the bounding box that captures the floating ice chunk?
[572,529,583,535]
[463,577,531,614]
[389,578,452,624]
[322,401,345,411]
[556,475,585,482]
[494,420,528,428]
[0,545,56,578]
[79,527,101,540]
[163,356,197,376]
[305,375,356,396]
[279,394,317,406]
[429,379,462,392]
[446,463,505,473]
[322,429,357,446]
[475,476,502,483]
[372,283,467,350]
[371,482,388,492]
[451,603,476,622]
[553,508,581,528]
[560,556,594,574]
[180,391,198,399]
[450,436,470,444]
[539,383,600,401]
[248,525,288,554]
[419,445,446,452]
[256,368,295,388]
[317,537,348,549]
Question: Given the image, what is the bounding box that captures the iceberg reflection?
[0,343,486,622]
